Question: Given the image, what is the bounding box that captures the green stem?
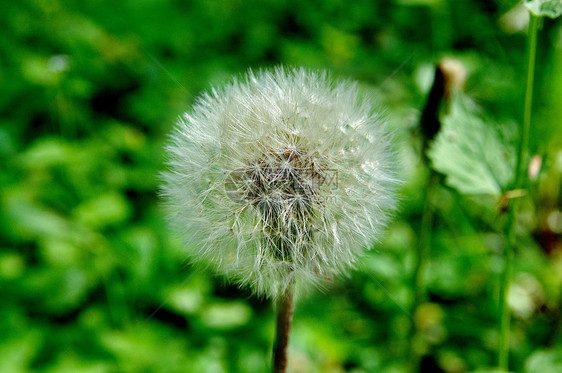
[498,207,516,371]
[519,15,539,188]
[414,171,438,306]
[409,170,437,373]
[498,14,539,371]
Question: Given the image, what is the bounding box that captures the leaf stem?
[498,13,539,371]
[273,283,294,373]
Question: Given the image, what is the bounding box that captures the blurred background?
[1,0,561,372]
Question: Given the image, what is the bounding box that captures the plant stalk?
[409,169,437,373]
[498,13,539,371]
[273,283,294,373]
[413,171,438,307]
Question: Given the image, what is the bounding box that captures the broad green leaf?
[427,93,515,197]
[72,192,132,229]
[0,332,42,373]
[200,302,252,329]
[525,349,562,373]
[524,0,562,18]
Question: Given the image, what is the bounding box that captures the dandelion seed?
[161,67,400,300]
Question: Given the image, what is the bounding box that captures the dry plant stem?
[273,283,294,373]
[498,14,539,371]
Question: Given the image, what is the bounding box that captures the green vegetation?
[1,0,560,372]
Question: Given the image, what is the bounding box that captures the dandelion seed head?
[161,67,400,299]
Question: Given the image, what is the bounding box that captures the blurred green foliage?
[0,0,561,372]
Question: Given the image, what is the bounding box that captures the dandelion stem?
[273,282,294,373]
[498,13,539,371]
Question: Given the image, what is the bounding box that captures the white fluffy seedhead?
[161,67,399,299]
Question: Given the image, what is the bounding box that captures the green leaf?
[524,0,562,18]
[525,348,562,373]
[0,332,42,373]
[200,302,252,330]
[73,192,132,229]
[427,92,515,197]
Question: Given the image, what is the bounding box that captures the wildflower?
[161,67,399,299]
